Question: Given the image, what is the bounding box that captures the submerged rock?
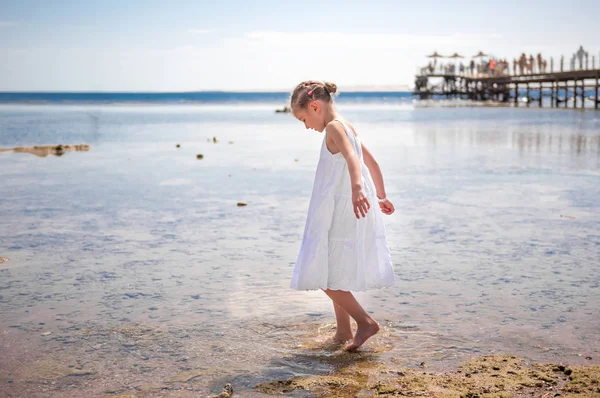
[167,370,204,383]
[12,360,94,382]
[257,376,361,396]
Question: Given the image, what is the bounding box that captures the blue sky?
[1,0,598,91]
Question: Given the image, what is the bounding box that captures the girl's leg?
[333,302,353,341]
[323,289,380,351]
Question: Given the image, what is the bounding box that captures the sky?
[0,0,598,92]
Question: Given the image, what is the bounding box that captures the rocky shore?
[256,354,599,397]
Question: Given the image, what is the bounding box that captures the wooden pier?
[413,49,600,109]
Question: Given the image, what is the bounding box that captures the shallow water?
[0,103,599,396]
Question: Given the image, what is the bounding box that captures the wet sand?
[1,320,599,397]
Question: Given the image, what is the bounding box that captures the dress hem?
[289,282,395,293]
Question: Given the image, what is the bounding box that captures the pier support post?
[514,83,519,106]
[538,83,543,107]
[573,80,577,108]
[466,80,470,99]
[526,83,530,107]
[580,79,585,108]
[551,81,555,107]
[595,75,599,110]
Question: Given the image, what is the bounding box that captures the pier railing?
[418,50,600,79]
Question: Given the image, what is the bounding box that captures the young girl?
[289,80,396,351]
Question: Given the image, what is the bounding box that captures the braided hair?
[290,80,338,110]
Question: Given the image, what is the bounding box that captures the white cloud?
[209,31,507,90]
[188,29,211,34]
[0,30,506,91]
[232,31,503,50]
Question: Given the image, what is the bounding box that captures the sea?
[0,91,599,396]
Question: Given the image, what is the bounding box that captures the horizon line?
[0,84,413,94]
[0,89,414,94]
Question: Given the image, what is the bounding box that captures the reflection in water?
[513,132,600,156]
[412,123,599,160]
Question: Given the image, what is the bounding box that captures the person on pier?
[519,54,527,75]
[529,54,535,74]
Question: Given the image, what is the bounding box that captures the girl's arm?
[326,122,370,219]
[326,122,362,190]
[361,143,386,199]
[362,143,395,215]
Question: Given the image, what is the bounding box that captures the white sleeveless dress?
[290,119,395,292]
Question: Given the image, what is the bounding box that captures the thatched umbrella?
[427,51,445,70]
[472,51,488,58]
[427,51,445,58]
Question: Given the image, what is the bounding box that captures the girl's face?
[293,101,325,132]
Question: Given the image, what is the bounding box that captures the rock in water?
[1,144,91,157]
[213,383,234,398]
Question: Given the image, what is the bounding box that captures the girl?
[289,80,396,351]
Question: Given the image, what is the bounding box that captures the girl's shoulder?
[326,118,358,138]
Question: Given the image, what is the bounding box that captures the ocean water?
[0,91,414,105]
[0,94,599,396]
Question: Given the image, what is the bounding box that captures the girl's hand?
[352,188,370,219]
[379,199,395,215]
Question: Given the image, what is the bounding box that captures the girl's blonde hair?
[290,81,338,110]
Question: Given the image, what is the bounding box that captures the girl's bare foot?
[344,321,379,351]
[333,332,353,342]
